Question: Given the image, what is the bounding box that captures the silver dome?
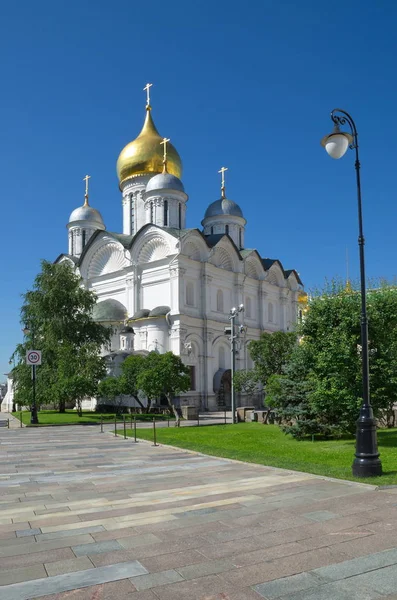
[69,205,105,226]
[146,172,185,194]
[204,198,244,219]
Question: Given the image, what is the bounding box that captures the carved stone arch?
[267,265,284,286]
[245,257,262,280]
[210,246,234,271]
[287,273,300,291]
[183,241,202,261]
[87,242,127,278]
[184,333,204,355]
[138,236,170,263]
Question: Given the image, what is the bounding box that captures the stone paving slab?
[0,425,396,598]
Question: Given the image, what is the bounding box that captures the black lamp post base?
[352,405,382,478]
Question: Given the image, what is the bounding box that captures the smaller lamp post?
[226,304,244,424]
[22,326,39,425]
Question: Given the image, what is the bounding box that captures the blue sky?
[1,0,396,379]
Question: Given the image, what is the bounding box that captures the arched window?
[164,200,168,226]
[130,194,135,234]
[70,232,74,255]
[268,302,274,323]
[245,296,252,318]
[225,224,229,235]
[150,202,154,223]
[216,289,224,312]
[219,346,226,369]
[239,227,242,249]
[82,229,86,249]
[178,204,182,229]
[186,281,194,306]
[210,226,214,234]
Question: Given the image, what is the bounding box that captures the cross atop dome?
[143,82,153,110]
[218,166,228,198]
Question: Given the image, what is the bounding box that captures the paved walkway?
[0,427,396,599]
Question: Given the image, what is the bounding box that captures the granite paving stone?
[130,568,185,590]
[72,539,123,556]
[254,572,327,598]
[44,555,94,576]
[311,547,397,581]
[0,564,47,586]
[0,561,148,600]
[15,528,41,537]
[276,579,382,600]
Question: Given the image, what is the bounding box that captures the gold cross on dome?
[160,137,170,164]
[218,166,228,197]
[83,174,91,205]
[143,83,153,107]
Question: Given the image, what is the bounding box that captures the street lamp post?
[227,305,244,424]
[321,108,382,477]
[22,326,39,425]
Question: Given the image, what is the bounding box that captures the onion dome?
[297,291,308,304]
[131,308,150,320]
[69,203,105,228]
[204,197,244,219]
[146,172,184,193]
[148,305,170,317]
[92,299,126,323]
[116,108,182,187]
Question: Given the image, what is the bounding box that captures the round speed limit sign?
[26,350,42,365]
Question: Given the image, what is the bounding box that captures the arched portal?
[213,368,231,409]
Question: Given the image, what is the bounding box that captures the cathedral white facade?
[52,95,304,412]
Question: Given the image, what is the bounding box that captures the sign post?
[26,351,41,424]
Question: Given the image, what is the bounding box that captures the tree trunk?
[59,399,66,413]
[167,394,180,427]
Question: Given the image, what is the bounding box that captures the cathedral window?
[239,228,242,249]
[210,226,214,234]
[186,281,194,306]
[245,296,252,318]
[268,302,274,323]
[225,224,229,235]
[70,232,74,255]
[150,202,154,223]
[82,229,86,249]
[189,366,196,390]
[164,200,168,226]
[216,289,224,312]
[131,197,135,234]
[178,203,182,229]
[219,346,226,369]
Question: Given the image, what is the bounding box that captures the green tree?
[137,352,190,424]
[98,377,122,403]
[119,355,146,410]
[248,331,297,386]
[54,343,106,416]
[12,261,110,413]
[269,281,397,438]
[234,370,260,397]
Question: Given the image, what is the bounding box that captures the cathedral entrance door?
[214,369,231,409]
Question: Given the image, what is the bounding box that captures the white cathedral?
[3,89,305,413]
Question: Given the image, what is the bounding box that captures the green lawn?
[12,410,173,426]
[122,423,397,486]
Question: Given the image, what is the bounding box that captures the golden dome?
[298,291,308,304]
[116,107,182,186]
